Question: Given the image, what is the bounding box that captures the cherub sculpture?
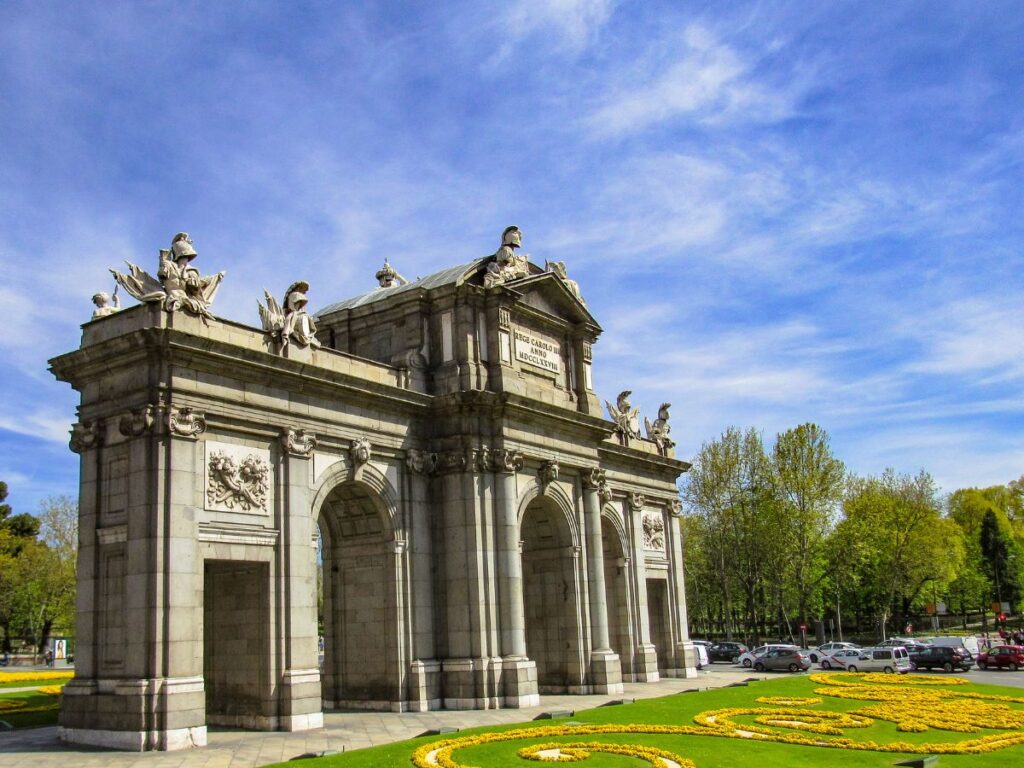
[644,403,675,455]
[605,390,641,440]
[483,225,530,288]
[258,280,321,352]
[91,285,120,319]
[545,260,585,305]
[110,233,225,321]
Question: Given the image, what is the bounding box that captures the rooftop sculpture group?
[95,228,675,451]
[110,233,225,322]
[258,281,321,352]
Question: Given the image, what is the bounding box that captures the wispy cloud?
[496,0,616,57]
[585,24,800,138]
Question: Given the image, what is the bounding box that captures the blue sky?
[1,1,1022,515]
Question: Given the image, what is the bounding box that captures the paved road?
[702,659,1024,688]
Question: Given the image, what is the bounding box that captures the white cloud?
[497,0,616,55]
[0,408,72,445]
[586,24,798,138]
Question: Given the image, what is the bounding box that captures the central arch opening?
[521,495,583,693]
[317,479,398,710]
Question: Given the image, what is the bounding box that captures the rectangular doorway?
[203,560,270,727]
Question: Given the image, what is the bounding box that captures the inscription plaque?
[514,328,561,374]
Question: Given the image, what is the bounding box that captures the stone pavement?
[0,669,758,768]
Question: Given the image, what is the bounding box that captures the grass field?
[266,672,1024,768]
[0,688,62,729]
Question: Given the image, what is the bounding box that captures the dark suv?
[708,642,747,663]
[908,645,973,672]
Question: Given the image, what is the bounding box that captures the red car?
[978,645,1024,671]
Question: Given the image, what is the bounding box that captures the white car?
[809,642,860,664]
[737,644,798,668]
[819,647,863,670]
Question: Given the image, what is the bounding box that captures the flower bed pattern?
[411,673,1024,767]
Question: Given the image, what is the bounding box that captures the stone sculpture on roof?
[376,259,409,288]
[90,285,120,319]
[606,390,641,441]
[111,232,225,322]
[545,260,585,305]
[644,403,675,455]
[258,280,321,352]
[483,225,530,288]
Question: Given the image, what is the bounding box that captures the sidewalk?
[0,670,757,768]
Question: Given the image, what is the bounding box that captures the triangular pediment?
[505,271,601,330]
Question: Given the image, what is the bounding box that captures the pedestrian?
[45,648,54,668]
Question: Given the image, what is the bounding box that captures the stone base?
[59,725,207,751]
[279,667,323,727]
[501,657,539,708]
[632,644,660,682]
[441,657,505,709]
[589,650,624,694]
[408,659,442,712]
[672,641,700,678]
[58,676,206,752]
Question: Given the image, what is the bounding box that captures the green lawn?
[267,674,1024,768]
[0,688,62,729]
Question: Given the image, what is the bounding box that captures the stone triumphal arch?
[50,228,696,750]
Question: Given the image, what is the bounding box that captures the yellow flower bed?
[37,685,64,696]
[755,696,821,706]
[518,741,696,766]
[410,671,1024,767]
[0,670,74,684]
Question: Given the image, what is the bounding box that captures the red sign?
[799,624,807,632]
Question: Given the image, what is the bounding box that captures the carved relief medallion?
[205,442,271,513]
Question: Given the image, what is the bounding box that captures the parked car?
[907,645,972,673]
[808,642,859,663]
[928,635,981,656]
[707,641,747,663]
[877,637,918,648]
[843,647,912,674]
[737,644,797,668]
[977,645,1024,671]
[754,647,812,673]
[819,647,864,670]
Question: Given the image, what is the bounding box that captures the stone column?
[277,428,324,730]
[405,450,440,711]
[627,492,659,681]
[581,468,623,694]
[493,449,538,707]
[665,499,698,677]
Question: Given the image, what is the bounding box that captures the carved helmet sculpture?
[170,232,197,262]
[501,225,522,248]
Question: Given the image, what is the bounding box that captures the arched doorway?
[317,478,399,710]
[521,494,584,693]
[601,516,632,679]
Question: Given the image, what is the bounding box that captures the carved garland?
[206,450,269,511]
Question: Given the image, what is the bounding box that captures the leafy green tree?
[834,469,962,640]
[771,423,845,630]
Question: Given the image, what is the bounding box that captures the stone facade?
[50,247,696,751]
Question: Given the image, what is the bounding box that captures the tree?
[980,509,1020,608]
[771,423,845,630]
[834,469,962,640]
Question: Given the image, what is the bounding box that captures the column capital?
[118,404,155,438]
[281,427,317,458]
[69,419,105,453]
[581,467,606,490]
[491,448,524,474]
[167,406,206,440]
[627,492,646,513]
[667,498,683,518]
[405,448,437,476]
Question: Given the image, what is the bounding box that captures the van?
[928,636,980,656]
[843,646,912,674]
[693,643,710,670]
